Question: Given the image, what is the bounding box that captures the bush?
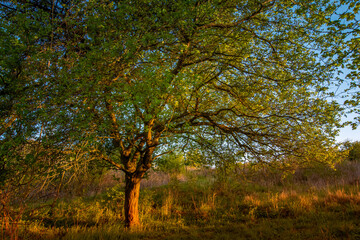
[343,141,360,162]
[155,151,185,173]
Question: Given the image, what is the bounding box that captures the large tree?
[1,0,356,227]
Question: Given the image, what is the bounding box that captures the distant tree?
[343,141,360,162]
[1,0,357,228]
[155,151,185,174]
[349,142,360,162]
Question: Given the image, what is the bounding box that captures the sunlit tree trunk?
[124,173,141,228]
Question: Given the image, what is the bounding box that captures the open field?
[2,161,360,240]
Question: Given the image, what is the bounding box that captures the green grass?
[3,162,360,239]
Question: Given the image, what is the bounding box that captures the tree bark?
[124,173,141,228]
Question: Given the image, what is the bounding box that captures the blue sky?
[337,124,360,142]
[337,110,360,142]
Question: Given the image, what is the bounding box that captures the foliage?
[342,141,360,162]
[1,0,359,227]
[0,137,102,238]
[184,149,210,168]
[0,140,63,240]
[155,151,185,174]
[348,141,360,162]
[332,1,360,127]
[0,0,350,170]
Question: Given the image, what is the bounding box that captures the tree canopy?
[1,0,359,227]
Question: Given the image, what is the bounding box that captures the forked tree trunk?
[124,174,141,228]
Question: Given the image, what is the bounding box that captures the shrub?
[155,151,185,173]
[343,141,360,162]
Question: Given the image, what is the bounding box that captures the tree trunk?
[124,174,141,228]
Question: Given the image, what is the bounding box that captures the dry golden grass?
[3,160,360,240]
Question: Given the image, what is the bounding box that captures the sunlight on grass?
[3,161,360,239]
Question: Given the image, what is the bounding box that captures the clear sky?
[337,125,360,142]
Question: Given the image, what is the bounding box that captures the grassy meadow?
[2,161,360,240]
